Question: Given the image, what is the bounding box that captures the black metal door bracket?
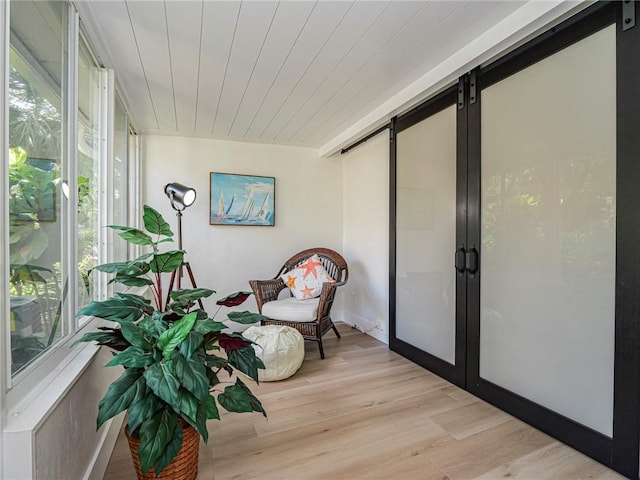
[457,77,465,110]
[623,0,635,31]
[469,70,477,105]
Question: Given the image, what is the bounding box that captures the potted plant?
[75,205,266,479]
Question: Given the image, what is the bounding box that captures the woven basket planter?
[125,421,200,480]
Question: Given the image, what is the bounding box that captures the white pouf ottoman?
[243,325,304,381]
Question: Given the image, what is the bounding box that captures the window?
[77,38,101,310]
[4,0,139,385]
[8,0,67,377]
[112,96,129,270]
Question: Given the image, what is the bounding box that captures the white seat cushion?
[261,296,319,322]
[243,325,304,381]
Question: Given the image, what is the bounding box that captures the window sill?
[4,340,100,433]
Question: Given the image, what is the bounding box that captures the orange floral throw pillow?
[280,254,334,300]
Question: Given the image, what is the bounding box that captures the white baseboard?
[362,326,388,344]
[339,319,389,345]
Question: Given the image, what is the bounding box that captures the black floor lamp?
[164,182,203,309]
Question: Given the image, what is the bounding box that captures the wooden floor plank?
[425,418,555,480]
[103,324,625,480]
[431,401,512,440]
[475,442,625,480]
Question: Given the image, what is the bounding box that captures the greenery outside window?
[8,0,67,377]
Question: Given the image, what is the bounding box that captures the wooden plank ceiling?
[80,1,526,149]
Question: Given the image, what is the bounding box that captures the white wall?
[341,133,390,343]
[141,135,344,317]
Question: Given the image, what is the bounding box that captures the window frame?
[1,0,11,436]
[4,0,76,396]
[76,32,106,314]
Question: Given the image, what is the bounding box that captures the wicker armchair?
[249,248,348,359]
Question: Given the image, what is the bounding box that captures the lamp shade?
[165,182,196,209]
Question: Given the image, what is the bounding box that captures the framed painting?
[209,172,275,226]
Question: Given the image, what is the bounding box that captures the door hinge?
[623,0,635,31]
[457,77,465,110]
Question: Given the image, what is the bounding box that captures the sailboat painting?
[209,172,275,226]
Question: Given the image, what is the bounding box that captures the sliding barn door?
[391,2,640,477]
[472,19,616,438]
[391,90,466,385]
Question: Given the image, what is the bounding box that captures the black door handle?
[466,246,478,275]
[455,246,466,274]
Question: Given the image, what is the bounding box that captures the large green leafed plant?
[75,205,266,475]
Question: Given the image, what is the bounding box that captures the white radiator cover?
[3,347,123,480]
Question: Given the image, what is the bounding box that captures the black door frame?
[390,2,640,478]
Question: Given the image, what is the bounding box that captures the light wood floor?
[104,324,625,480]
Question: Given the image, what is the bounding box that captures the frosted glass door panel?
[396,106,456,363]
[480,25,616,436]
